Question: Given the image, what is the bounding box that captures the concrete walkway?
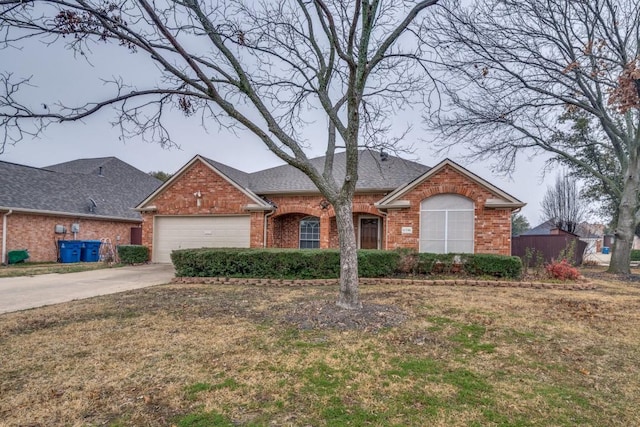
[583,252,611,266]
[0,264,175,314]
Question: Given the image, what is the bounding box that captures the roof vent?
[380,149,389,161]
[89,198,98,213]
[98,166,104,176]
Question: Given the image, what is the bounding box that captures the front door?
[360,218,379,249]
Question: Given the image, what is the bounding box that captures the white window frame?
[419,194,474,253]
[299,216,320,249]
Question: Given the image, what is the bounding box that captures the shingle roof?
[519,220,556,236]
[522,220,601,239]
[201,157,250,188]
[213,149,431,194]
[0,158,162,220]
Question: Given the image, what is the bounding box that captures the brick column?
[320,213,330,249]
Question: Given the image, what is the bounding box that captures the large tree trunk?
[609,156,640,274]
[334,199,361,310]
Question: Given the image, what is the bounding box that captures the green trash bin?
[8,249,29,264]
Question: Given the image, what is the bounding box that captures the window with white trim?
[299,216,320,249]
[420,194,474,253]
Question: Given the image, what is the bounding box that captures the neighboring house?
[0,157,162,263]
[136,150,525,263]
[513,220,589,264]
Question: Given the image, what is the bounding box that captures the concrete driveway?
[0,264,175,314]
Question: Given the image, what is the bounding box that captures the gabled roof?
[0,158,162,220]
[201,156,250,188]
[136,155,271,210]
[137,149,431,209]
[376,158,525,209]
[248,149,430,194]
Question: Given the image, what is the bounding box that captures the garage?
[153,216,251,263]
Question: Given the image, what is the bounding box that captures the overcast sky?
[0,7,557,227]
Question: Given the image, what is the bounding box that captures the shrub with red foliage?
[546,259,580,281]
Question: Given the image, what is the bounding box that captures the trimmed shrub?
[172,248,522,280]
[358,250,401,278]
[171,249,341,279]
[464,253,522,279]
[631,250,640,262]
[117,245,149,264]
[171,248,403,279]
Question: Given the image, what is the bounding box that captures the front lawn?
[0,262,118,278]
[1,269,639,426]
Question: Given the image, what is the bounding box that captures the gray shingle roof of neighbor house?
[201,149,431,194]
[0,157,162,220]
[518,220,555,236]
[521,220,601,239]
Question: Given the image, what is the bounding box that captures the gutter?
[377,208,388,250]
[0,206,141,223]
[2,210,13,264]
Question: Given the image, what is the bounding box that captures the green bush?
[171,249,341,279]
[631,250,640,262]
[172,248,521,280]
[358,250,400,277]
[117,245,149,264]
[463,253,522,279]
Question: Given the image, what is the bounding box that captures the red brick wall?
[140,160,265,260]
[4,212,136,262]
[267,194,384,249]
[385,165,513,255]
[138,160,513,257]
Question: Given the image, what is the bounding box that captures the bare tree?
[541,172,587,234]
[424,0,640,274]
[0,0,440,309]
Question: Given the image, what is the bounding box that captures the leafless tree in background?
[541,173,587,234]
[425,0,640,273]
[0,0,442,309]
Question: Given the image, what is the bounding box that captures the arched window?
[299,216,320,249]
[420,194,474,253]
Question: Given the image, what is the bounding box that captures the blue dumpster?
[58,240,81,263]
[81,240,101,262]
[602,247,610,254]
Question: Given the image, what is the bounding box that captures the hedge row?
[631,250,640,262]
[117,245,149,264]
[171,248,522,279]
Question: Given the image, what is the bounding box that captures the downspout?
[2,210,13,264]
[377,209,388,250]
[263,210,275,248]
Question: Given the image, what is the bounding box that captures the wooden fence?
[512,235,587,266]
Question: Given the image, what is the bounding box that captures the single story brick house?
[0,157,162,263]
[136,150,525,263]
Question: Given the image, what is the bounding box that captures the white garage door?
[153,216,251,263]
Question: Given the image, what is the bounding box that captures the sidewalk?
[583,252,611,266]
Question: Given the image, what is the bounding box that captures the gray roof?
[521,220,599,238]
[201,157,250,188]
[203,149,430,194]
[520,220,556,236]
[0,157,162,220]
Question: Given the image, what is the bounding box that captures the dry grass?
[0,262,114,278]
[1,268,640,426]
